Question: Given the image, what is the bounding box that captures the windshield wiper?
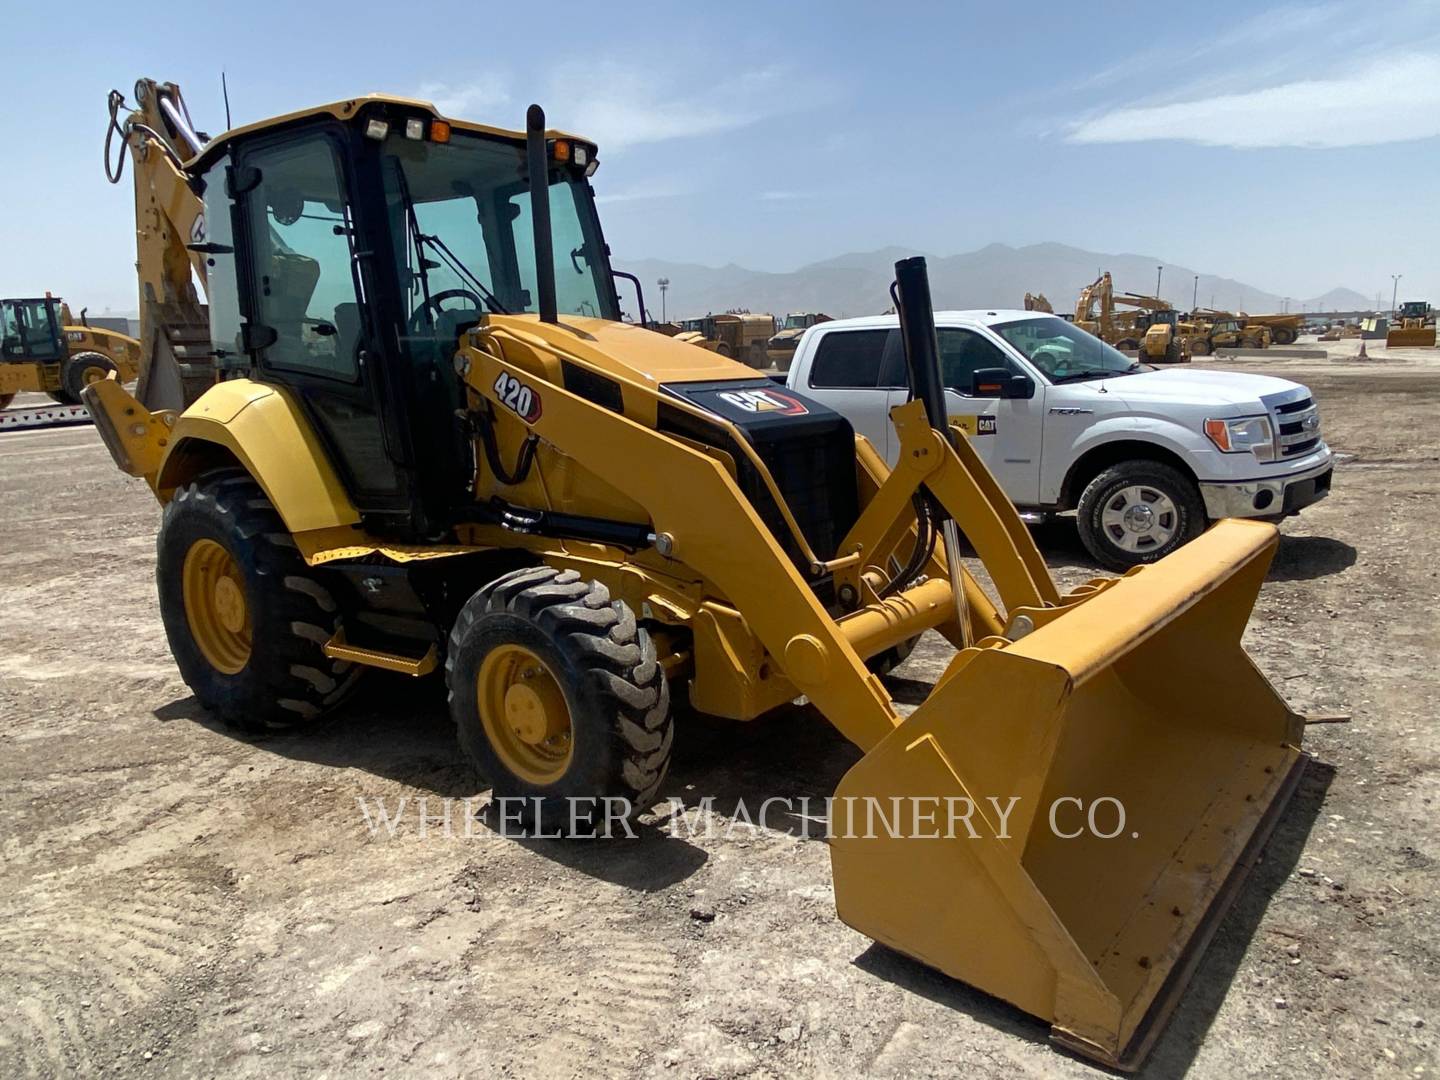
[416,232,508,315]
[1052,368,1125,382]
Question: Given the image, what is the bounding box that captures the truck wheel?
[1115,338,1140,351]
[1190,338,1212,356]
[157,468,364,732]
[63,353,118,402]
[1164,339,1186,363]
[448,566,673,832]
[1076,461,1205,571]
[0,393,14,410]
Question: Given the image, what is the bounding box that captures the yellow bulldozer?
[1386,301,1436,348]
[0,295,141,408]
[86,78,1310,1070]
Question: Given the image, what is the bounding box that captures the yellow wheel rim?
[477,644,573,784]
[80,364,107,386]
[182,538,252,675]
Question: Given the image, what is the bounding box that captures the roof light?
[431,119,451,143]
[552,139,570,162]
[573,145,588,167]
[405,118,425,140]
[584,158,599,178]
[364,118,389,141]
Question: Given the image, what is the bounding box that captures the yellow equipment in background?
[0,294,141,407]
[86,78,1308,1070]
[1386,302,1436,348]
[674,311,775,366]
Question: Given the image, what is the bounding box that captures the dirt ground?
[1,338,1436,1079]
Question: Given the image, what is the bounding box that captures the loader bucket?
[829,519,1307,1070]
[1386,325,1436,348]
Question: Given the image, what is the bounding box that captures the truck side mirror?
[972,368,1035,400]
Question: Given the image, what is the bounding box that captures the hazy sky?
[3,0,1436,313]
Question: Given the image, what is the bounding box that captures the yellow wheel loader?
[87,78,1310,1070]
[0,295,142,408]
[1386,302,1436,348]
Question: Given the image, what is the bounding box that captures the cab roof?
[188,93,589,172]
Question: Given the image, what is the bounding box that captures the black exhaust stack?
[893,256,951,445]
[525,104,558,324]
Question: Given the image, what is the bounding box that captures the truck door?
[799,327,898,459]
[928,326,1044,505]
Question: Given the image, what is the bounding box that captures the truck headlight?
[1204,416,1275,461]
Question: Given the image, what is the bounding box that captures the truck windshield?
[381,128,617,329]
[993,317,1137,382]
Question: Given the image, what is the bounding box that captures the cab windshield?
[0,298,63,361]
[381,128,617,334]
[993,317,1138,382]
[784,315,809,330]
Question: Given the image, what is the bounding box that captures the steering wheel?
[1032,349,1068,377]
[409,288,485,335]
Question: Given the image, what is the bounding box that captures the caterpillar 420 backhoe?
[87,78,1308,1070]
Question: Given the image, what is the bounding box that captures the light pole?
[1192,274,1198,311]
[657,277,670,323]
[1156,265,1163,298]
[1391,274,1402,316]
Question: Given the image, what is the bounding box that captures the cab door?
[233,130,412,520]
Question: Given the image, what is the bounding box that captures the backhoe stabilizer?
[829,518,1307,1069]
[81,377,174,487]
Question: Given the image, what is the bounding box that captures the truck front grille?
[1274,396,1321,458]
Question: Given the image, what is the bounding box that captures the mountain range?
[618,242,1372,322]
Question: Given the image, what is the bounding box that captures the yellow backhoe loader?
[86,78,1309,1070]
[0,295,141,408]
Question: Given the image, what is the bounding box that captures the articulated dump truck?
[86,78,1309,1069]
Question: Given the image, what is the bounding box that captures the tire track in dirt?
[0,857,238,1076]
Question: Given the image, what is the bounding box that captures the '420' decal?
[493,372,543,423]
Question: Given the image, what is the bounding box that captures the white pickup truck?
[783,310,1333,569]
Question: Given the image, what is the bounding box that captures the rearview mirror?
[972,368,1035,400]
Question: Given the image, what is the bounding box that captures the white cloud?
[416,76,511,117]
[594,181,690,205]
[550,66,828,153]
[1066,52,1440,149]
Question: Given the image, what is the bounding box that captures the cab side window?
[937,328,1014,396]
[809,329,890,388]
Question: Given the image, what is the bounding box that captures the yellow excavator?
[86,78,1309,1070]
[0,295,141,408]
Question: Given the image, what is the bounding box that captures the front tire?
[1190,337,1212,356]
[157,468,363,731]
[1076,460,1206,571]
[63,352,118,402]
[447,567,673,830]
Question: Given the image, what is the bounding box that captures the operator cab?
[0,297,65,363]
[191,99,616,538]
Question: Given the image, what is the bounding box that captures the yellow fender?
[85,377,359,534]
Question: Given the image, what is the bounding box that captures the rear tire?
[63,353,118,402]
[447,567,673,831]
[1190,338,1212,356]
[157,468,363,731]
[1076,460,1205,571]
